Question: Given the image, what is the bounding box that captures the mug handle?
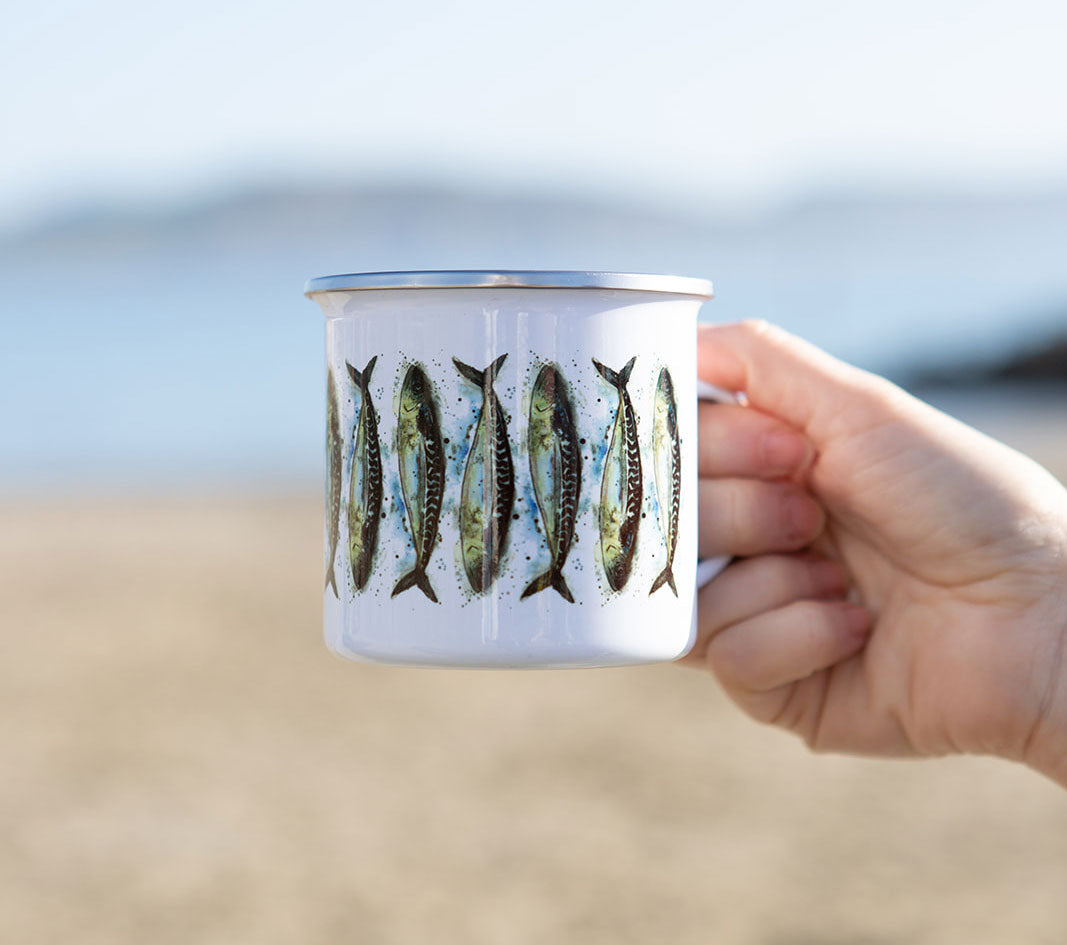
[694,379,738,589]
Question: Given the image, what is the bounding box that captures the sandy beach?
[2,407,1066,945]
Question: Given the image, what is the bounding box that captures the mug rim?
[304,269,714,300]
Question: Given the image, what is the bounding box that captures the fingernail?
[762,430,813,474]
[786,493,824,543]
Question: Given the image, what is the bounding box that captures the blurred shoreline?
[4,180,1067,491]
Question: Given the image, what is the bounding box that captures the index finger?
[697,321,888,441]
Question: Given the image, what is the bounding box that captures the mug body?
[307,271,713,668]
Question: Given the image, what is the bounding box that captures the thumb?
[698,320,896,439]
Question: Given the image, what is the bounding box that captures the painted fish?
[346,356,383,592]
[392,363,445,603]
[454,354,515,593]
[522,364,582,603]
[593,356,642,592]
[325,367,343,598]
[649,367,680,596]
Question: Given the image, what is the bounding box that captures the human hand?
[690,321,1067,787]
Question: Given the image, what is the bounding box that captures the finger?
[702,599,872,694]
[698,478,825,558]
[697,321,899,440]
[678,554,849,668]
[698,402,815,480]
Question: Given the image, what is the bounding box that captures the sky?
[3,0,1067,226]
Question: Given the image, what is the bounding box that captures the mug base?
[324,636,695,670]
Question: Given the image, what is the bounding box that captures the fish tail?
[453,357,484,387]
[521,567,574,603]
[453,353,507,389]
[551,569,575,603]
[485,352,507,384]
[520,570,552,599]
[391,565,439,603]
[346,355,377,390]
[325,562,339,598]
[592,356,636,389]
[649,564,678,597]
[592,358,618,386]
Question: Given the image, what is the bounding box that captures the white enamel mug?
[306,270,729,668]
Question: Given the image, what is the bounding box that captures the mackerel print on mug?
[523,363,582,603]
[392,363,446,603]
[324,369,343,598]
[593,356,642,593]
[649,367,681,597]
[322,351,685,606]
[346,357,383,592]
[310,271,720,668]
[454,354,515,594]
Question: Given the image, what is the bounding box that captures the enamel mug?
[305,270,728,668]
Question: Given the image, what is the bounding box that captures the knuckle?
[705,628,749,688]
[726,484,751,546]
[769,685,809,733]
[736,318,774,345]
[711,629,773,693]
[790,598,831,633]
[764,553,809,593]
[738,318,786,348]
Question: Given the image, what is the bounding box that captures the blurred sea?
[3,182,1066,491]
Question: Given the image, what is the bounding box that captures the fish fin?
[520,569,553,600]
[416,570,438,603]
[486,352,508,383]
[649,564,678,597]
[346,360,361,386]
[592,358,618,386]
[453,357,484,387]
[551,569,575,603]
[453,353,508,389]
[520,568,574,603]
[325,564,339,598]
[392,566,439,603]
[362,355,377,386]
[618,356,636,386]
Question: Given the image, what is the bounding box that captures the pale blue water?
[3,185,1065,491]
